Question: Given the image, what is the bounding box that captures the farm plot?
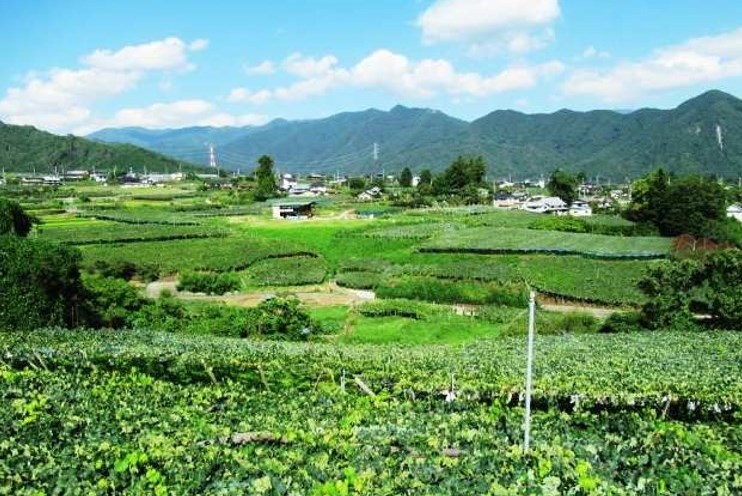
[79,236,315,274]
[422,227,672,258]
[242,255,328,286]
[37,218,225,245]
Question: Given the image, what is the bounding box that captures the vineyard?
[1,329,740,494]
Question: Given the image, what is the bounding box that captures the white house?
[522,196,568,214]
[569,200,593,217]
[728,203,742,223]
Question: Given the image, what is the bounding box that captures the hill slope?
[88,90,742,178]
[0,122,199,174]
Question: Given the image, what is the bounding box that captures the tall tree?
[418,169,432,187]
[399,167,413,187]
[253,155,278,201]
[547,169,579,205]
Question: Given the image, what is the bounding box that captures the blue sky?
[2,0,742,135]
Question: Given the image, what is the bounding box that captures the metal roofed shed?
[271,199,316,219]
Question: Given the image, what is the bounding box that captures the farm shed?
[271,200,316,219]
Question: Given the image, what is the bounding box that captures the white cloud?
[189,39,209,51]
[75,100,269,133]
[580,45,610,60]
[0,37,208,133]
[564,28,742,102]
[417,0,560,54]
[226,87,273,104]
[244,60,276,75]
[282,52,339,78]
[82,37,201,72]
[248,49,565,102]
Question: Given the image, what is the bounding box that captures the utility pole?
[373,142,379,175]
[523,291,536,452]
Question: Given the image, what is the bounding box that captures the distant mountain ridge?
[0,122,203,174]
[88,90,742,179]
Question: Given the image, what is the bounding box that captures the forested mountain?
[0,122,200,173]
[86,90,742,179]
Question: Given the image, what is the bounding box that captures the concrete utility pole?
[523,291,536,452]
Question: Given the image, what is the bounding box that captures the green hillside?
[88,90,742,179]
[0,122,201,173]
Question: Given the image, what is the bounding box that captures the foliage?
[638,250,742,329]
[177,271,241,295]
[0,236,87,331]
[422,226,671,259]
[83,275,147,329]
[88,259,160,282]
[626,171,732,241]
[432,155,487,200]
[398,167,412,187]
[253,154,278,201]
[599,312,644,333]
[376,276,528,306]
[335,271,384,290]
[244,296,317,340]
[80,236,313,275]
[38,219,224,245]
[244,256,327,286]
[547,169,578,205]
[0,198,37,236]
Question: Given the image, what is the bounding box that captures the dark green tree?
[418,169,432,187]
[657,176,726,238]
[253,155,278,201]
[0,198,37,236]
[547,169,579,206]
[432,156,487,196]
[399,167,413,188]
[0,236,87,331]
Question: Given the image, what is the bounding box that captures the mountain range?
[18,90,742,180]
[0,122,205,174]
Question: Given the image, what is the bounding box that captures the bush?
[90,260,160,282]
[0,236,87,331]
[83,275,147,329]
[335,272,385,289]
[376,277,528,306]
[177,271,241,295]
[599,312,644,333]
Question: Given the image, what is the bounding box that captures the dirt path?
[539,303,621,319]
[145,279,375,308]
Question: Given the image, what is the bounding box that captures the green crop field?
[0,329,739,494]
[422,227,672,258]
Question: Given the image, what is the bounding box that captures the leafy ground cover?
[79,236,315,274]
[36,217,225,245]
[422,227,672,259]
[242,256,328,286]
[0,329,739,494]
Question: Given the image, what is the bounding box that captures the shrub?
[0,236,87,331]
[376,277,528,307]
[83,275,147,329]
[177,271,241,295]
[335,272,385,289]
[599,312,644,333]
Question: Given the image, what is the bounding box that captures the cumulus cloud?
[73,100,269,134]
[417,0,560,54]
[0,37,208,133]
[564,27,742,102]
[226,87,272,104]
[579,45,610,60]
[229,49,564,104]
[244,60,276,75]
[282,52,339,78]
[82,36,201,72]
